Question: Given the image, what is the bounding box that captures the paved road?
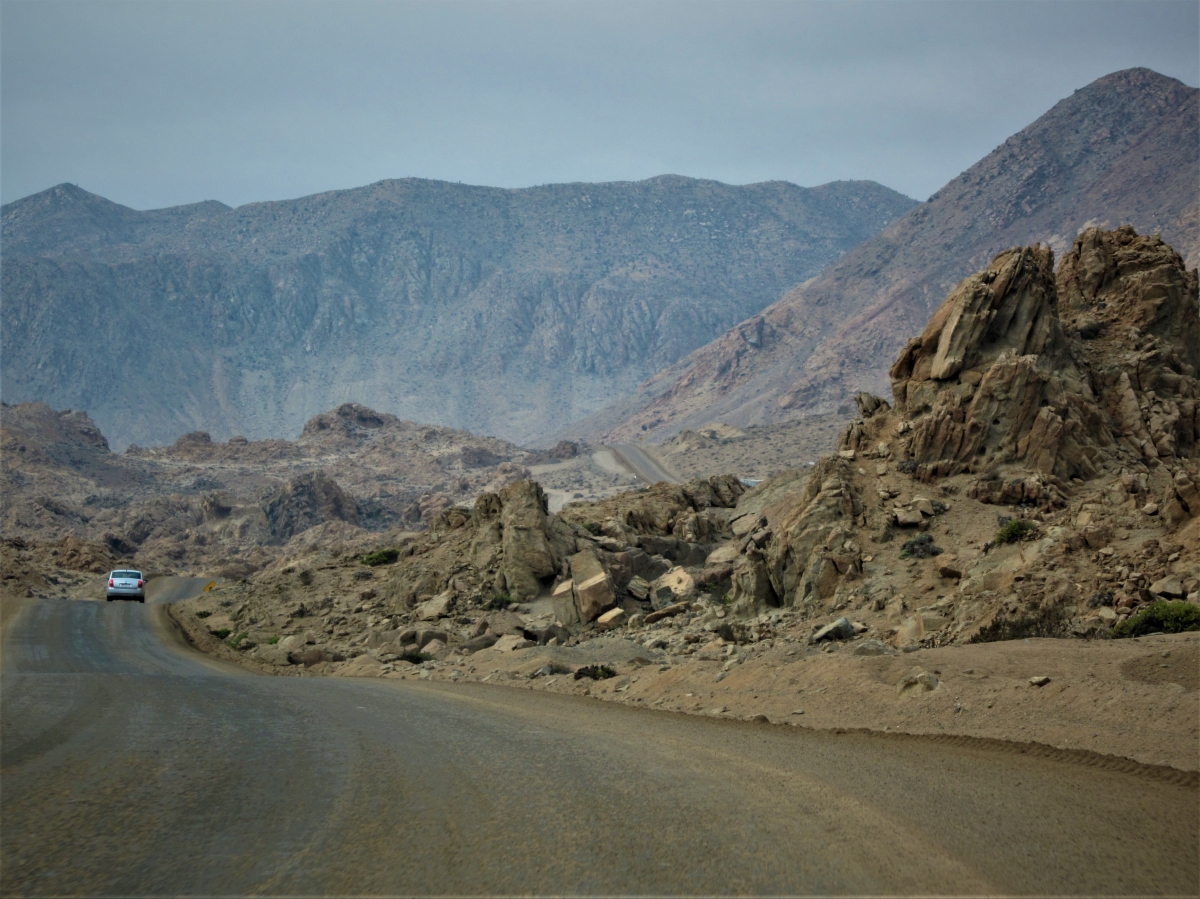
[2,586,1197,896]
[609,443,681,485]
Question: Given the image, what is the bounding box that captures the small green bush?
[397,647,435,664]
[574,664,617,681]
[584,522,602,536]
[267,635,280,645]
[363,548,400,567]
[195,610,212,619]
[488,592,514,611]
[210,628,231,640]
[228,631,249,648]
[995,519,1038,545]
[901,533,943,559]
[1113,600,1200,638]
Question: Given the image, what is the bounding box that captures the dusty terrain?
[655,412,849,481]
[7,592,1195,896]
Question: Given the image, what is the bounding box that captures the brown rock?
[499,480,557,600]
[1150,576,1185,599]
[551,579,582,630]
[935,553,963,579]
[575,572,616,623]
[595,607,628,631]
[645,601,690,624]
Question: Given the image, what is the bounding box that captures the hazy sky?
[2,1,1197,209]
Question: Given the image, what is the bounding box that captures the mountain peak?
[595,67,1198,442]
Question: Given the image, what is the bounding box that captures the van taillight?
[109,579,114,587]
[137,580,143,588]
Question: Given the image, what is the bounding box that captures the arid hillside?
[593,68,1199,442]
[0,401,544,585]
[1,175,914,449]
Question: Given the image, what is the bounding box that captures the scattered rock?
[1029,676,1051,687]
[896,671,939,694]
[492,634,534,653]
[852,639,891,656]
[595,607,628,631]
[645,601,690,625]
[626,575,650,600]
[810,617,854,643]
[417,590,453,621]
[1150,576,1185,599]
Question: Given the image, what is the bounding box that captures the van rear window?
[112,571,142,579]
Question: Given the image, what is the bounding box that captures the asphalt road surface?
[2,582,1197,896]
[609,443,681,485]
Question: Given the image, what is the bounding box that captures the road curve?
[2,591,1197,896]
[609,443,682,485]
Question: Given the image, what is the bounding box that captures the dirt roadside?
[165,599,1198,773]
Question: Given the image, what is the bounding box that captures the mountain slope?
[1,176,915,449]
[594,68,1199,442]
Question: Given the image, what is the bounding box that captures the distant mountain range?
[1,174,915,449]
[589,67,1199,442]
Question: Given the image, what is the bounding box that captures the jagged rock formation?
[877,227,1199,499]
[1,176,915,449]
[382,475,744,617]
[594,68,1199,443]
[714,228,1199,642]
[262,472,360,542]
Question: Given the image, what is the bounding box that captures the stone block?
[551,579,581,630]
[417,590,453,621]
[576,572,615,622]
[595,607,628,631]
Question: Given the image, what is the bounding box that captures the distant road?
[609,443,682,485]
[1,591,1197,894]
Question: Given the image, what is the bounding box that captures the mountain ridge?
[2,174,916,448]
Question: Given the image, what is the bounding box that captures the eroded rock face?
[498,480,557,600]
[887,244,1110,482]
[878,228,1200,491]
[729,457,864,613]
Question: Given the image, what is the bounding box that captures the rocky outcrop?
[724,227,1199,639]
[886,244,1108,484]
[497,481,558,600]
[729,456,864,613]
[868,228,1200,500]
[379,475,743,632]
[262,471,360,543]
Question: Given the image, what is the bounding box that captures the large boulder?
[730,458,863,614]
[498,480,557,600]
[570,548,616,622]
